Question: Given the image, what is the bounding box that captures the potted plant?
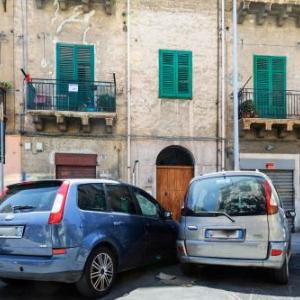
[239,99,256,118]
[0,81,13,92]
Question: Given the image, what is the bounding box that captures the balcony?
[26,78,117,133]
[239,88,300,137]
[35,0,114,14]
[238,1,300,27]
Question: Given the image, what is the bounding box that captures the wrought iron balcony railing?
[238,88,300,119]
[26,78,116,113]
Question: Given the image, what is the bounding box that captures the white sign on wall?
[68,84,78,92]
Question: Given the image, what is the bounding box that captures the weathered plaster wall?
[4,135,22,186]
[2,0,220,186]
[129,0,219,192]
[22,135,125,180]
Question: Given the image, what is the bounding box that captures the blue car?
[0,179,178,298]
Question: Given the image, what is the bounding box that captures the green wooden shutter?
[254,55,286,118]
[76,46,94,110]
[56,43,94,111]
[271,56,286,118]
[159,50,192,99]
[177,51,192,99]
[57,44,76,81]
[159,50,176,98]
[57,44,76,110]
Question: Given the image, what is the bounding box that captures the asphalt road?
[1,234,300,300]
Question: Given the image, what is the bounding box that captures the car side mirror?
[285,210,296,219]
[163,211,172,220]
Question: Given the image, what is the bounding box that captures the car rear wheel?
[273,255,289,284]
[76,246,117,298]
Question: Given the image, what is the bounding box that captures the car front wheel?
[76,246,117,298]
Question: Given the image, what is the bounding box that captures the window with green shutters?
[159,50,192,99]
[254,55,286,118]
[56,43,94,111]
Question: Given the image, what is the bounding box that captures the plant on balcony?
[239,99,256,118]
[97,94,115,112]
[0,81,13,92]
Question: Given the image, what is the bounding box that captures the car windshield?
[0,182,61,214]
[186,175,267,216]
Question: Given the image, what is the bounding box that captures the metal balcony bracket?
[35,0,46,9]
[238,1,251,24]
[256,3,272,26]
[33,115,44,131]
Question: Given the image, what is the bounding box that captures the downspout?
[221,0,226,170]
[126,0,131,183]
[216,0,220,171]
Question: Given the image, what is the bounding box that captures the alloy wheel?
[90,252,114,292]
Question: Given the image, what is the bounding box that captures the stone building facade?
[231,0,300,229]
[0,0,221,219]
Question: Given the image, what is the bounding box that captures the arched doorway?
[156,146,194,221]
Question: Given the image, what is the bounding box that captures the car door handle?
[113,221,124,226]
[187,225,198,231]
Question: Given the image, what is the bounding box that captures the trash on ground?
[156,272,176,281]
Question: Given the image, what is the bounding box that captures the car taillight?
[52,248,66,255]
[264,180,278,215]
[48,181,70,224]
[271,249,283,256]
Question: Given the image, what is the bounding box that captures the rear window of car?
[0,182,61,213]
[77,184,107,212]
[186,175,267,216]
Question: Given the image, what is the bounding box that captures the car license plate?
[0,226,24,238]
[205,229,244,240]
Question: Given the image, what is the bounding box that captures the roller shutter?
[263,170,294,230]
[55,153,97,179]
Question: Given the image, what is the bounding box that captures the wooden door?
[157,166,193,221]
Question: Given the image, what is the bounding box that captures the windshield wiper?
[194,211,235,223]
[12,205,36,211]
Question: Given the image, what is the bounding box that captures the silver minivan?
[177,171,294,284]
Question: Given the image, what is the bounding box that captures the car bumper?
[0,248,84,283]
[177,240,287,269]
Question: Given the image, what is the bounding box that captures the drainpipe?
[132,160,139,186]
[126,0,131,183]
[0,99,4,192]
[221,0,226,170]
[232,0,240,170]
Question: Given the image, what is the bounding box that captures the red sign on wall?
[265,162,275,170]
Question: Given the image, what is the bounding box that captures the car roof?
[7,178,122,189]
[191,170,269,184]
